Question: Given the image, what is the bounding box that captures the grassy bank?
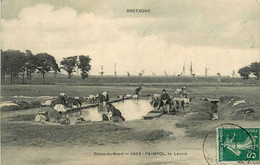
[1,84,260,102]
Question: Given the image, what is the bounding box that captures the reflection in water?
[85,108,103,121]
[68,99,152,123]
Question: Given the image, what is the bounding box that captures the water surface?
[68,99,153,123]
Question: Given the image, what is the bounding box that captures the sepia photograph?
[1,0,260,164]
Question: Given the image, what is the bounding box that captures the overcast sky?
[2,0,260,76]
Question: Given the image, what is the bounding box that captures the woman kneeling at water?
[106,103,125,122]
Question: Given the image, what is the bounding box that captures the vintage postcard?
[1,0,260,164]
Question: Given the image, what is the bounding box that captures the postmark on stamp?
[217,127,259,163]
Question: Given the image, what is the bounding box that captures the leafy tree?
[52,60,60,73]
[24,50,37,83]
[52,59,61,84]
[77,55,92,80]
[1,50,10,83]
[60,56,77,83]
[238,66,251,80]
[250,62,260,80]
[35,53,59,83]
[1,50,26,84]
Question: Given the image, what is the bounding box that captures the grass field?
[1,84,260,165]
[1,84,260,102]
[2,72,260,85]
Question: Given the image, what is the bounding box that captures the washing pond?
[68,99,153,123]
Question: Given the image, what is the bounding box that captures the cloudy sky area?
[2,0,260,76]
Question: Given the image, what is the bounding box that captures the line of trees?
[60,55,91,84]
[238,62,260,80]
[1,49,92,84]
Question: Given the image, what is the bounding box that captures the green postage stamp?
[217,127,260,163]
